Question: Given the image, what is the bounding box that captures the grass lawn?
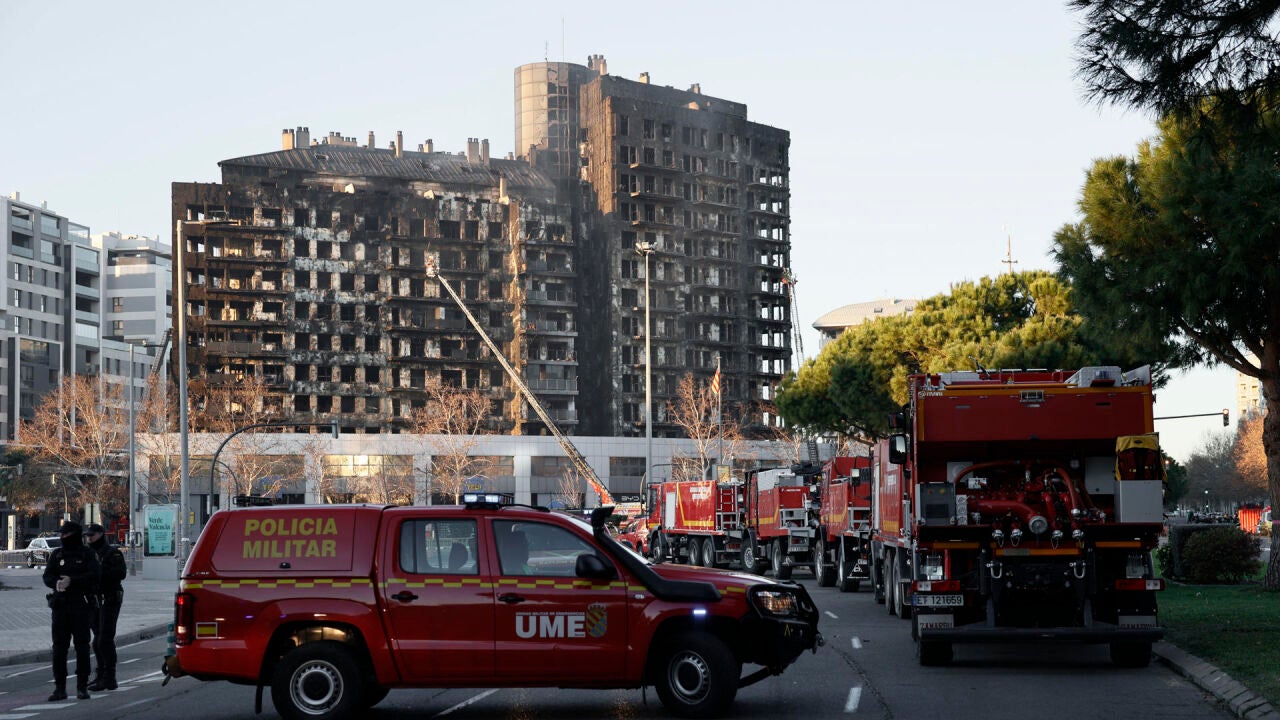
[1158,561,1280,707]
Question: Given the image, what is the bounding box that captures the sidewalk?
[0,565,178,666]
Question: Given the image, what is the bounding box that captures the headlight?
[751,589,798,617]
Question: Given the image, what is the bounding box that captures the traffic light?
[1222,408,1230,427]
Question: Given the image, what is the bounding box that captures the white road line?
[824,611,839,619]
[122,670,164,684]
[844,686,862,713]
[1,667,45,679]
[851,637,863,650]
[16,704,74,711]
[0,713,38,719]
[118,697,154,710]
[119,657,141,665]
[434,689,499,717]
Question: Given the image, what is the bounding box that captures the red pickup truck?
[166,495,821,720]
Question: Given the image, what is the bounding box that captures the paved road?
[0,570,1255,720]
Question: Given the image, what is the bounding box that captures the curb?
[0,623,170,668]
[1154,642,1280,719]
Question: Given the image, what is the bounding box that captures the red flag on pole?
[710,367,721,396]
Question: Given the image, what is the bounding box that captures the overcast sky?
[0,0,1237,461]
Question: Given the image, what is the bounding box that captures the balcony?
[527,377,578,393]
[628,160,681,175]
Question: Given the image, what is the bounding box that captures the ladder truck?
[425,261,613,507]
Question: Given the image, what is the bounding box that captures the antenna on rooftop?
[1002,224,1019,274]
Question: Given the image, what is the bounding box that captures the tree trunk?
[1262,378,1280,590]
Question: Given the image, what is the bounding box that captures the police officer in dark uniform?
[42,521,100,701]
[85,523,125,691]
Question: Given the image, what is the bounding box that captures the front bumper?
[917,617,1164,645]
[740,584,822,669]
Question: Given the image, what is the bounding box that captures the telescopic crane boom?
[425,261,614,507]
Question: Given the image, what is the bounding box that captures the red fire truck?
[643,467,814,579]
[870,366,1166,667]
[811,456,873,592]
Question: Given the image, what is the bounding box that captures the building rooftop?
[220,145,557,192]
[813,298,918,331]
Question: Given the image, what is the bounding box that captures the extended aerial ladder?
[425,261,614,507]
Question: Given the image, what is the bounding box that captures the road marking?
[2,667,44,679]
[434,689,498,716]
[844,686,862,713]
[825,611,839,619]
[120,657,141,665]
[119,697,154,710]
[122,670,164,684]
[16,704,74,711]
[851,637,863,650]
[0,714,38,719]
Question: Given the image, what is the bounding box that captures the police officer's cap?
[60,520,83,535]
[86,523,105,535]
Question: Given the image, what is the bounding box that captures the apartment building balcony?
[526,377,579,394]
[629,160,681,175]
[524,319,575,335]
[524,260,574,277]
[206,340,288,357]
[525,289,576,306]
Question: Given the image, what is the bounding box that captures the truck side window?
[494,520,603,578]
[399,519,478,575]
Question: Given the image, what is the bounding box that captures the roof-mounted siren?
[1067,366,1123,387]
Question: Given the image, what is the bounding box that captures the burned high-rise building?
[173,55,791,438]
[518,56,792,437]
[173,131,580,434]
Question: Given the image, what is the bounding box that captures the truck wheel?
[653,632,740,719]
[814,539,834,587]
[771,541,793,581]
[271,642,364,720]
[650,533,667,563]
[885,556,898,614]
[1109,641,1152,668]
[741,536,760,573]
[894,563,912,620]
[702,538,717,568]
[837,540,859,593]
[689,538,703,566]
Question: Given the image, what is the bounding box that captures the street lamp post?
[126,339,164,576]
[634,241,655,493]
[209,421,339,507]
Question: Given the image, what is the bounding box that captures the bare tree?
[1232,413,1268,501]
[18,375,129,519]
[190,375,288,498]
[134,374,182,504]
[406,378,492,503]
[666,373,745,480]
[552,468,585,510]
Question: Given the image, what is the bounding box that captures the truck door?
[490,519,627,682]
[382,515,494,681]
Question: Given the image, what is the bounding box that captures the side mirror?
[888,434,908,465]
[576,553,617,581]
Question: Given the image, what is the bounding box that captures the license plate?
[914,594,963,607]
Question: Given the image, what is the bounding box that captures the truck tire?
[650,533,667,563]
[741,535,762,573]
[702,538,717,568]
[814,539,835,587]
[688,537,703,566]
[271,642,364,720]
[771,541,793,581]
[894,560,912,620]
[1109,641,1152,668]
[837,540,860,593]
[885,555,898,614]
[653,632,740,719]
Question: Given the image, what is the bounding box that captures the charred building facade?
[173,55,790,438]
[518,56,792,437]
[173,131,580,434]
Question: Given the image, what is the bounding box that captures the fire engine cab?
[166,494,821,720]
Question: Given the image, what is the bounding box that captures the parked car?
[24,536,61,568]
[615,516,650,555]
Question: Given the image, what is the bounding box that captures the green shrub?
[1180,526,1262,584]
[1167,524,1220,578]
[1154,542,1172,577]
